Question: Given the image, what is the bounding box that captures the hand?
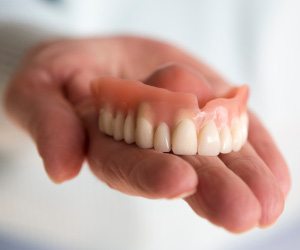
[4,36,290,232]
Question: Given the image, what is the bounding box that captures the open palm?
[5,36,290,232]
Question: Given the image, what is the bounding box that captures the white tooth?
[219,126,232,154]
[102,108,114,136]
[240,112,249,144]
[198,121,221,156]
[124,111,135,144]
[113,111,125,141]
[98,109,105,132]
[136,117,154,149]
[172,119,197,155]
[154,122,171,152]
[135,103,153,148]
[231,118,243,152]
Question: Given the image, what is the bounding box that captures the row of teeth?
[98,108,248,156]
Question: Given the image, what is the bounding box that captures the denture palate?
[92,77,249,156]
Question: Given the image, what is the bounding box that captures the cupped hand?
[4,36,291,232]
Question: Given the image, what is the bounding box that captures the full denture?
[91,77,249,156]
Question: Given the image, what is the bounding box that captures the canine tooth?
[231,118,243,151]
[103,108,113,135]
[240,112,249,144]
[113,111,125,141]
[136,117,154,149]
[154,123,171,152]
[98,109,105,132]
[124,111,135,144]
[172,119,197,155]
[198,121,221,156]
[219,126,232,154]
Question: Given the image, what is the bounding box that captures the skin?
[4,36,291,233]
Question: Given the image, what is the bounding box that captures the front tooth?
[103,108,113,135]
[136,118,154,149]
[113,111,125,141]
[198,121,221,156]
[154,122,171,152]
[240,112,249,144]
[231,117,243,151]
[124,111,135,144]
[172,119,197,155]
[219,126,232,154]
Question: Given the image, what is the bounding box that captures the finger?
[248,111,291,197]
[194,63,291,197]
[79,104,198,199]
[182,155,261,233]
[219,143,285,227]
[145,63,215,106]
[4,68,85,183]
[65,69,100,105]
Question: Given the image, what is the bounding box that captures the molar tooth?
[198,121,221,156]
[154,122,171,152]
[240,112,249,144]
[113,111,125,141]
[124,111,135,144]
[231,118,243,152]
[98,109,105,132]
[102,107,113,135]
[172,119,197,155]
[219,126,232,154]
[136,117,154,149]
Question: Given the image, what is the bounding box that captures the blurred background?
[0,0,299,249]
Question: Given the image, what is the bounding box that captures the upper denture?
[92,76,249,156]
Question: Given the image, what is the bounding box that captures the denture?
[91,76,249,156]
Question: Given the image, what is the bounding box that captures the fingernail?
[169,189,196,200]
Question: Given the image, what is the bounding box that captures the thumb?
[4,68,86,183]
[144,63,215,106]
